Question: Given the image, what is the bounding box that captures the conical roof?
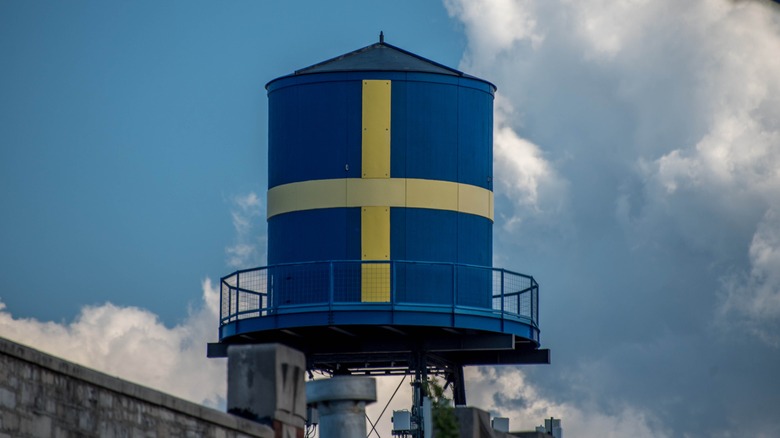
[267,35,494,89]
[295,41,463,76]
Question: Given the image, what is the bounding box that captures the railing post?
[219,279,224,323]
[267,266,274,314]
[262,268,268,315]
[451,263,457,307]
[500,270,505,314]
[328,262,335,324]
[500,269,505,332]
[235,273,240,321]
[390,261,396,307]
[227,280,232,323]
[534,279,539,327]
[451,263,457,327]
[329,262,335,304]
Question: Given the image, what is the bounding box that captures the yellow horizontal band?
[267,178,494,221]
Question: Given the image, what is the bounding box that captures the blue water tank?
[266,42,495,308]
[215,40,543,361]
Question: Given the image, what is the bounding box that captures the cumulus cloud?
[719,208,780,346]
[225,192,266,268]
[466,367,667,438]
[446,0,780,436]
[492,95,567,232]
[444,0,544,60]
[0,280,225,408]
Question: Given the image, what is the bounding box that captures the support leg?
[452,365,466,406]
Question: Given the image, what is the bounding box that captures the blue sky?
[3,1,780,437]
[0,0,464,323]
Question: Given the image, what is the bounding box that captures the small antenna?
[379,31,384,43]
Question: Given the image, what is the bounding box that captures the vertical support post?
[409,350,431,438]
[453,365,467,406]
[412,379,422,438]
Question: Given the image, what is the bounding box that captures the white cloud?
[451,0,780,334]
[444,0,543,61]
[493,95,566,220]
[0,279,225,407]
[719,208,780,346]
[225,192,265,269]
[622,1,780,344]
[446,0,780,435]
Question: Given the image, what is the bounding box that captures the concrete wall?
[0,336,273,438]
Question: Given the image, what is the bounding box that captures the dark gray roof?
[294,41,469,77]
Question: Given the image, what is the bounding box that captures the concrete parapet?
[0,336,273,438]
[306,376,377,438]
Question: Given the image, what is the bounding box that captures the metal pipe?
[306,376,377,438]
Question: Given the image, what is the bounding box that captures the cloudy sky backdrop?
[2,1,779,437]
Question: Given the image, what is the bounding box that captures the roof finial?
[379,31,384,44]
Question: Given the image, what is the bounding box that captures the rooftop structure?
[208,35,549,410]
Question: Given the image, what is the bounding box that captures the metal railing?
[220,260,538,328]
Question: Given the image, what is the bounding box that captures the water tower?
[209,34,549,431]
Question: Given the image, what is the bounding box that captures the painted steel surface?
[267,65,495,308]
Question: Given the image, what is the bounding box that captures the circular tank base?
[215,309,547,375]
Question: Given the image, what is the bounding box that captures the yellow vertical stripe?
[361,207,390,302]
[361,206,390,260]
[361,80,391,301]
[361,80,391,178]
